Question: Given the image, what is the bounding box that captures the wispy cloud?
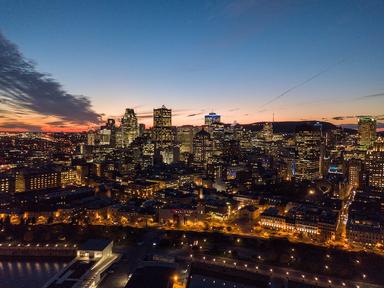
[0,32,101,127]
[259,58,347,109]
[330,114,383,121]
[187,109,205,117]
[356,92,384,99]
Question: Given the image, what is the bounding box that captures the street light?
[172,275,178,283]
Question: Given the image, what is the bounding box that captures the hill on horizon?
[243,121,342,134]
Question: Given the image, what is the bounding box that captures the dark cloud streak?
[259,58,346,109]
[0,32,101,126]
[0,121,43,131]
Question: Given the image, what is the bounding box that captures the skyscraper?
[348,159,363,189]
[358,116,377,148]
[261,122,273,141]
[193,128,213,168]
[154,105,172,127]
[99,118,116,146]
[295,124,322,181]
[176,125,197,156]
[121,108,139,147]
[366,137,384,192]
[152,105,174,148]
[205,112,221,126]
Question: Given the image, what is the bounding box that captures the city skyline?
[1,0,384,132]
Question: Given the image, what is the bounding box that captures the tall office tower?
[121,108,139,147]
[138,123,146,137]
[205,112,221,126]
[262,122,273,141]
[348,159,363,189]
[193,128,213,168]
[294,124,322,181]
[366,137,384,192]
[176,125,196,155]
[152,105,174,148]
[358,116,377,148]
[99,118,116,146]
[87,130,97,146]
[211,122,225,156]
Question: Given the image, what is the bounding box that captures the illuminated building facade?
[262,122,273,141]
[204,112,221,126]
[358,116,377,148]
[348,159,363,189]
[99,119,116,146]
[0,174,15,193]
[294,124,322,181]
[152,105,174,149]
[176,125,196,155]
[121,108,139,147]
[16,170,60,192]
[366,138,384,192]
[192,129,213,168]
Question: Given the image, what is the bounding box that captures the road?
[98,230,161,288]
[336,186,355,241]
[186,255,381,288]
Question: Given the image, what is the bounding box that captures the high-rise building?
[0,174,15,193]
[99,118,116,146]
[152,105,174,148]
[366,137,384,192]
[358,116,377,148]
[205,112,221,126]
[193,128,213,168]
[176,125,196,155]
[87,130,97,146]
[294,124,322,181]
[154,105,172,127]
[262,122,273,141]
[121,108,139,147]
[348,159,363,189]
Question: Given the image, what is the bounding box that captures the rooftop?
[79,239,111,251]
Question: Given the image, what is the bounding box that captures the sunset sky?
[0,0,384,131]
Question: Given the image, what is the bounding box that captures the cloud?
[330,114,383,121]
[0,32,101,126]
[259,58,347,108]
[187,109,205,117]
[47,120,68,127]
[356,92,384,99]
[332,116,355,121]
[187,113,201,117]
[0,121,43,131]
[137,113,153,119]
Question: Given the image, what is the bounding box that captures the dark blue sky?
[1,0,384,128]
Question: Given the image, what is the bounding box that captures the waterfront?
[0,258,68,288]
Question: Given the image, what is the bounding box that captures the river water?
[0,258,69,288]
